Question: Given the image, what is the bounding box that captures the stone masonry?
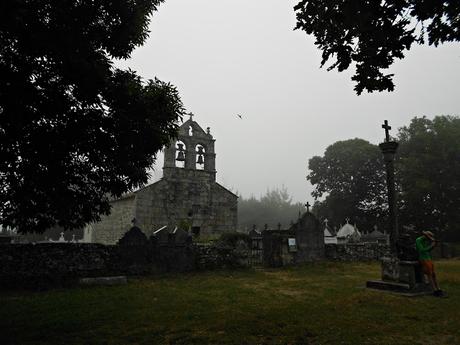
[92,116,238,244]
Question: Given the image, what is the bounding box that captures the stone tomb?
[262,212,324,267]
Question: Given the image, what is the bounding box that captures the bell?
[196,146,204,155]
[176,151,185,161]
[197,154,204,165]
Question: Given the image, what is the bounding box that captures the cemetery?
[2,2,460,345]
[1,114,459,344]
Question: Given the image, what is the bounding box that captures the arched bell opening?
[175,141,186,168]
[195,144,205,170]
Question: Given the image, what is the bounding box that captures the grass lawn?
[1,260,459,345]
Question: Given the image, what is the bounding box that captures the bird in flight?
[237,114,242,119]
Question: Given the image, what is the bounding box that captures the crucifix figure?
[305,202,311,213]
[382,120,392,142]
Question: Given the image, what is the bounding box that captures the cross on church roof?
[188,112,194,122]
[382,120,392,142]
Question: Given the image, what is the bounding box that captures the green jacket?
[415,236,433,260]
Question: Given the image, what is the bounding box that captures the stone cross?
[305,202,311,213]
[189,112,194,121]
[345,217,350,224]
[382,120,392,142]
[324,218,329,227]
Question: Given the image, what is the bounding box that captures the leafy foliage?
[0,1,185,233]
[308,116,460,239]
[397,116,460,238]
[238,187,304,231]
[308,139,387,231]
[294,1,460,94]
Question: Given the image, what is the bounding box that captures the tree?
[0,1,185,233]
[308,138,387,230]
[294,1,460,94]
[397,115,460,239]
[238,187,304,231]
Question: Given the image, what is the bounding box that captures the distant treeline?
[308,115,460,241]
[238,187,304,232]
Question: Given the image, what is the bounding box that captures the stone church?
[89,115,238,245]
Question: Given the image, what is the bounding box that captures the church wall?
[91,118,237,242]
[208,184,238,234]
[92,195,135,245]
[132,172,237,237]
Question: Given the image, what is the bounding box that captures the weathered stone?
[91,117,238,244]
[79,276,127,286]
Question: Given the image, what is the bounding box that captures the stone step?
[79,276,127,286]
[366,280,411,292]
[366,280,433,296]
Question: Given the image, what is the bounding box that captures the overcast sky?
[116,0,460,203]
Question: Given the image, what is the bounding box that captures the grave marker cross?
[382,120,392,142]
[305,202,311,213]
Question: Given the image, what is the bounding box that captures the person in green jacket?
[415,231,444,297]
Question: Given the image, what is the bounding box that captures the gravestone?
[290,211,324,262]
[117,224,150,274]
[262,210,324,267]
[117,225,148,246]
[152,226,171,244]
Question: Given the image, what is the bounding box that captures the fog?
[116,0,460,203]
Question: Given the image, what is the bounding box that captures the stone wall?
[0,241,197,289]
[194,241,250,270]
[92,172,238,245]
[134,174,237,238]
[92,195,135,244]
[0,240,248,289]
[325,243,391,261]
[0,243,118,289]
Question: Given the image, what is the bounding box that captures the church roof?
[215,182,239,198]
[179,116,210,138]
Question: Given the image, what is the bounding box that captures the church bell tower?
[163,113,216,181]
